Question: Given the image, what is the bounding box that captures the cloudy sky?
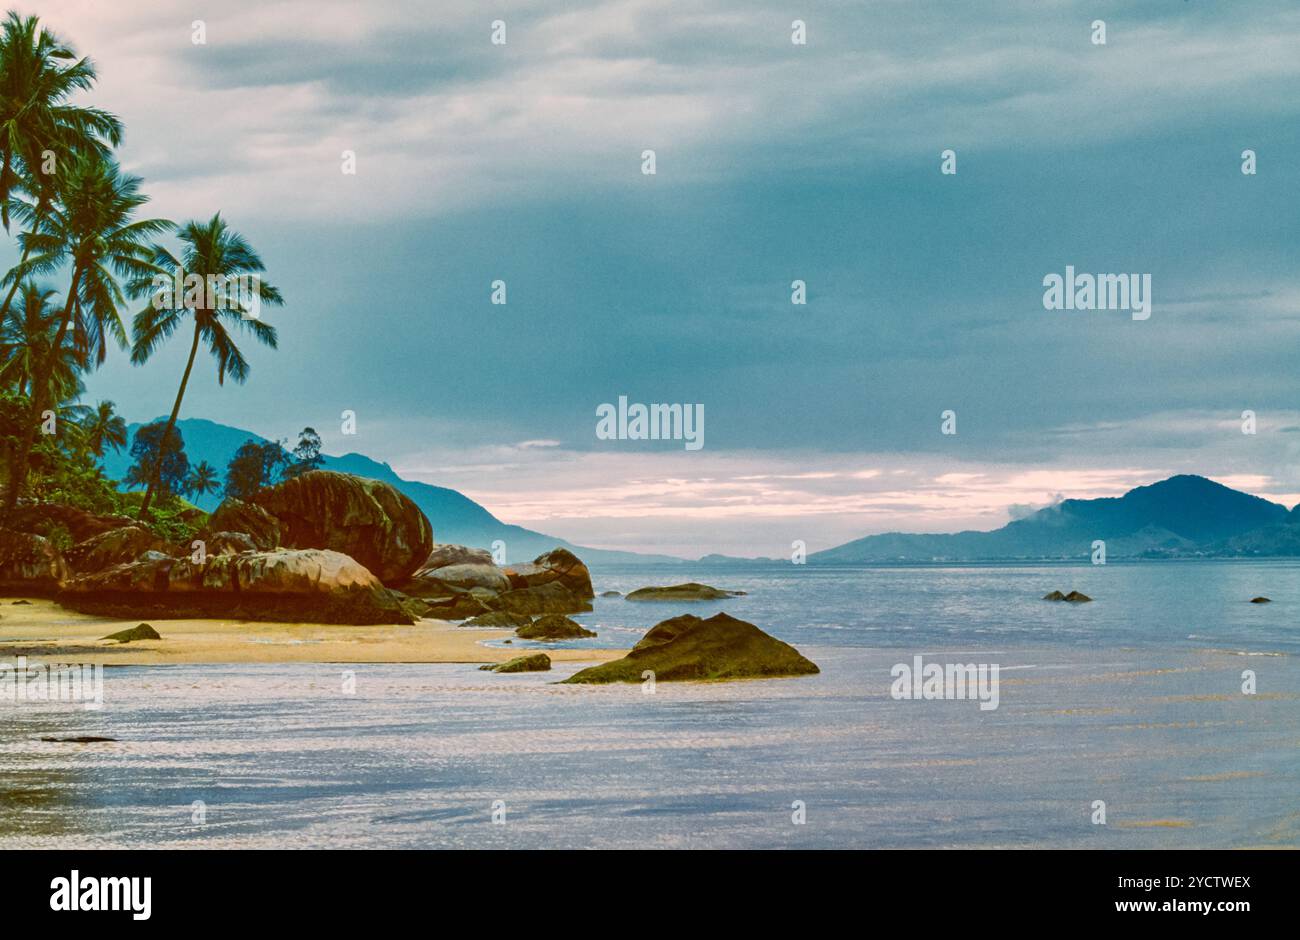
[14,0,1300,556]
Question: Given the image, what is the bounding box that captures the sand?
[0,596,627,666]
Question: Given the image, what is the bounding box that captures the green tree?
[128,214,281,518]
[124,420,187,501]
[223,439,285,501]
[0,281,79,401]
[1,155,171,516]
[283,426,323,479]
[184,460,220,499]
[0,11,123,318]
[75,399,126,457]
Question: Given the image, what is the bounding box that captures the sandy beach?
[0,597,628,666]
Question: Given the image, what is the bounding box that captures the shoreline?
[0,597,628,666]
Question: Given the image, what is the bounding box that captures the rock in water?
[0,530,69,593]
[625,582,745,602]
[564,612,818,683]
[494,581,593,615]
[252,471,433,585]
[102,623,162,643]
[1250,596,1272,603]
[1063,591,1092,602]
[1043,590,1067,601]
[479,653,551,673]
[60,548,412,625]
[516,614,596,639]
[600,590,622,597]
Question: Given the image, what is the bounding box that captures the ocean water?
[1,562,1297,848]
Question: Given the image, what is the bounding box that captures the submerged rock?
[625,582,744,602]
[600,590,622,597]
[479,653,551,673]
[1044,590,1092,602]
[40,736,116,743]
[252,471,433,585]
[516,614,596,640]
[102,623,161,643]
[564,612,817,683]
[1250,596,1272,603]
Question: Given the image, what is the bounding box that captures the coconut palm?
[0,155,171,516]
[0,11,123,318]
[76,399,126,457]
[184,460,220,499]
[129,214,281,517]
[0,281,79,402]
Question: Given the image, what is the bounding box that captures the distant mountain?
[810,475,1294,563]
[102,418,683,567]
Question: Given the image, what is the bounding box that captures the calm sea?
[2,561,1297,848]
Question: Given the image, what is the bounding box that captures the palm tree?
[77,399,126,457]
[129,214,281,517]
[184,460,220,499]
[0,281,80,402]
[0,12,122,318]
[0,155,171,517]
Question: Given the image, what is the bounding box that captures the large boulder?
[503,548,594,598]
[403,562,510,597]
[493,580,593,616]
[516,614,596,640]
[63,526,166,574]
[251,471,433,585]
[563,612,818,683]
[422,544,494,569]
[7,502,135,543]
[59,548,412,625]
[625,582,744,602]
[0,529,69,593]
[205,499,281,550]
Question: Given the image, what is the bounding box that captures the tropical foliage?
[0,11,282,539]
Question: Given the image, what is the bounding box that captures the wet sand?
[0,597,627,666]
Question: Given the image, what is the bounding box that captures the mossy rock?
[625,582,744,602]
[478,653,551,673]
[564,612,817,683]
[102,623,161,643]
[516,614,596,640]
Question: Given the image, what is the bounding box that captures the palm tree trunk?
[0,265,82,520]
[138,321,202,518]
